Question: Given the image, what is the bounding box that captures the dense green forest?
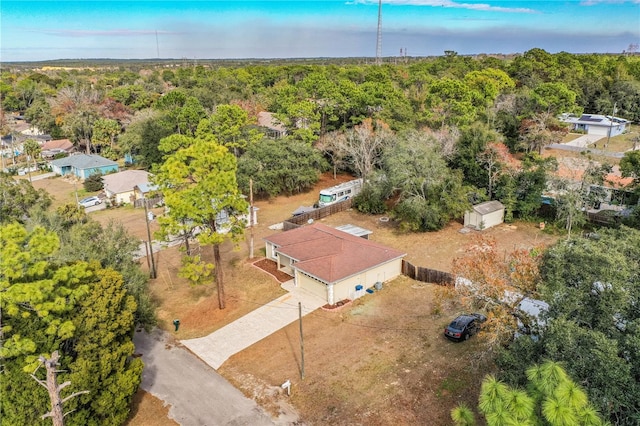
[2,50,640,424]
[0,177,154,425]
[2,50,640,230]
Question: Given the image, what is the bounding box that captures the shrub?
[83,173,103,192]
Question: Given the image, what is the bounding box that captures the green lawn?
[585,124,640,153]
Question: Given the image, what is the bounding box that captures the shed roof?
[335,224,373,238]
[50,154,118,170]
[103,170,151,194]
[473,200,505,215]
[264,223,405,284]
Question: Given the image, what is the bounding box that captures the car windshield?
[319,194,335,203]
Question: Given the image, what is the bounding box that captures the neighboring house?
[49,154,119,179]
[257,111,287,138]
[134,182,160,199]
[560,113,630,137]
[103,170,152,205]
[464,200,505,230]
[40,139,74,159]
[264,223,406,305]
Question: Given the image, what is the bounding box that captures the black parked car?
[444,313,487,342]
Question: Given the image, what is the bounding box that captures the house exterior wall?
[108,190,135,205]
[78,164,118,179]
[265,242,278,261]
[278,254,293,270]
[297,258,403,304]
[577,124,625,137]
[51,164,70,176]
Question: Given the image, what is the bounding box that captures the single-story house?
[40,139,74,159]
[102,170,152,205]
[264,223,406,305]
[49,154,119,179]
[560,113,630,137]
[464,200,505,230]
[257,111,287,138]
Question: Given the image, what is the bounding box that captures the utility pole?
[143,198,157,279]
[155,30,160,58]
[30,351,89,426]
[375,0,382,65]
[299,302,305,380]
[605,102,617,149]
[73,180,79,205]
[249,178,254,259]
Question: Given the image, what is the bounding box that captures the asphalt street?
[134,328,275,426]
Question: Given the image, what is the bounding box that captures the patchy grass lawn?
[220,276,492,425]
[125,390,178,426]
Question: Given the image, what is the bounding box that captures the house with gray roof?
[49,154,119,179]
[102,170,152,205]
[560,113,630,137]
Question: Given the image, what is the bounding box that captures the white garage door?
[299,274,328,302]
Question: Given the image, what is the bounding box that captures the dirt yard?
[32,172,557,425]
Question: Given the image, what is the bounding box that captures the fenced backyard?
[283,199,353,230]
[402,260,453,286]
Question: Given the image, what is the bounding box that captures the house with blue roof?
[49,154,119,179]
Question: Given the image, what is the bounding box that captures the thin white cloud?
[580,0,640,5]
[349,0,539,13]
[28,29,180,38]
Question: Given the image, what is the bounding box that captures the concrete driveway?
[182,281,325,370]
[134,328,275,426]
[563,134,602,148]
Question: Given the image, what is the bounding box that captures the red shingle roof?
[264,223,405,284]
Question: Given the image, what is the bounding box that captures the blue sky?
[1,0,639,61]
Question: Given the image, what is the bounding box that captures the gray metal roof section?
[473,200,505,215]
[50,154,118,169]
[136,182,159,193]
[335,224,373,238]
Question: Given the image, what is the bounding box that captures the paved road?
[182,281,325,370]
[134,328,275,426]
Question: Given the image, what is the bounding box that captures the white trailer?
[318,178,363,207]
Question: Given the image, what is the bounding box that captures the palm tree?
[22,138,40,182]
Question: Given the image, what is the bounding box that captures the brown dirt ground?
[34,172,558,425]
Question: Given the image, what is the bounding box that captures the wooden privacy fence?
[134,196,164,209]
[283,198,353,228]
[402,260,453,286]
